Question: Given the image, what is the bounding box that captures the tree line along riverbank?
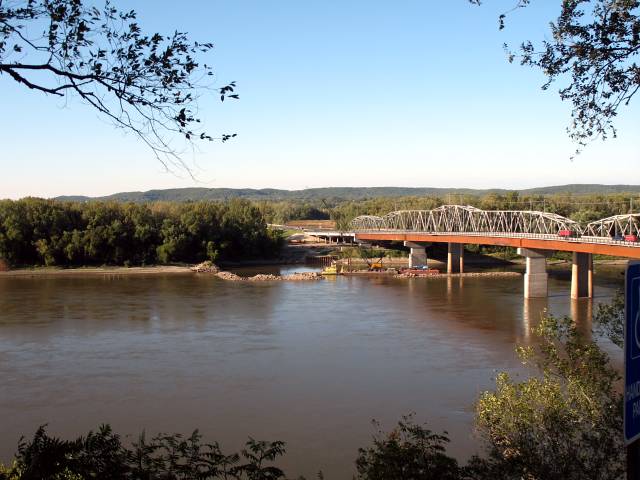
[1,192,637,270]
[0,198,283,268]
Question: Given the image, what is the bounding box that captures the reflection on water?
[571,299,594,338]
[0,265,623,478]
[522,297,549,343]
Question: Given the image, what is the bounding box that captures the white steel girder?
[350,205,582,235]
[584,214,640,238]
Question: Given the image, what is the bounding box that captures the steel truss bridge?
[350,205,640,259]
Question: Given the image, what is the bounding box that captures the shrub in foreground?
[0,425,287,480]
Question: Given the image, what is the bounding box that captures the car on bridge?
[558,229,580,239]
[609,234,638,242]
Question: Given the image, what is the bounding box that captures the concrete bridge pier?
[571,252,593,299]
[447,243,464,273]
[517,248,550,298]
[404,241,429,268]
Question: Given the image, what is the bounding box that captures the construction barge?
[321,261,440,277]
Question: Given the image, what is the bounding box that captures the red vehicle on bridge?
[558,229,579,238]
[625,234,638,243]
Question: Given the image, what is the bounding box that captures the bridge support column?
[404,241,429,268]
[571,252,593,299]
[447,243,464,273]
[517,248,549,298]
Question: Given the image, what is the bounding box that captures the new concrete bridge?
[350,205,640,299]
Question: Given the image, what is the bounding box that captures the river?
[0,265,624,478]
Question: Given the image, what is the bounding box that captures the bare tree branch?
[0,0,238,173]
[472,0,639,155]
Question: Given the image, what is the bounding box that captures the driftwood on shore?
[190,261,220,273]
[214,269,520,282]
[192,261,323,282]
[215,271,323,282]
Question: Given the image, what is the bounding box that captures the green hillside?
[53,184,640,203]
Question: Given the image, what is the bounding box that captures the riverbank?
[216,271,322,282]
[0,245,627,277]
[0,259,627,277]
[0,266,193,277]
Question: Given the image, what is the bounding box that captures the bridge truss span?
[584,214,640,238]
[350,205,581,236]
[349,205,640,298]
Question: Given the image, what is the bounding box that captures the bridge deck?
[354,231,640,259]
[305,230,355,237]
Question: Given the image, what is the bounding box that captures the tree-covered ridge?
[53,184,640,203]
[0,198,282,267]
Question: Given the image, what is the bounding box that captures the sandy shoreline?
[0,257,628,278]
[0,265,522,281]
[0,266,194,277]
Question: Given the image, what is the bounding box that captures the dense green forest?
[0,192,637,267]
[0,199,282,267]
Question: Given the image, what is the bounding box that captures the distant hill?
[520,184,640,195]
[54,184,640,203]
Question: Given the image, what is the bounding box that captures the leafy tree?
[0,425,288,480]
[472,0,639,154]
[0,199,282,267]
[354,416,461,480]
[475,313,625,480]
[0,0,238,171]
[594,288,625,348]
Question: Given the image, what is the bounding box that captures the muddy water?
[0,265,624,478]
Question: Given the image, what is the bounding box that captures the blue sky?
[1,1,638,199]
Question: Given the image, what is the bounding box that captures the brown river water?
[0,265,624,478]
